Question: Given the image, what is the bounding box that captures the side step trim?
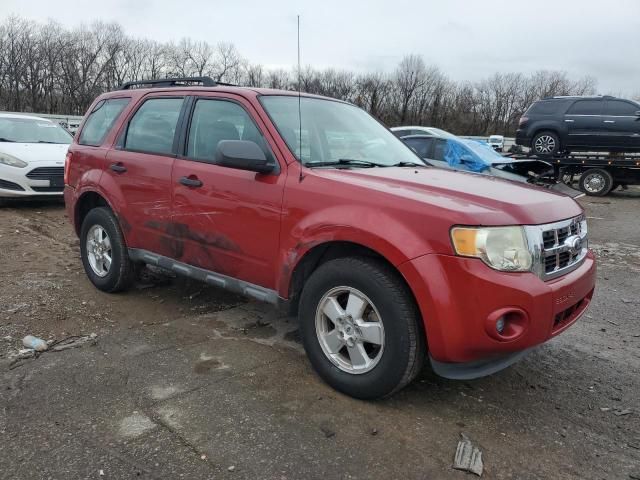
[128,248,280,305]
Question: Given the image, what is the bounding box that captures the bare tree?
[0,15,604,135]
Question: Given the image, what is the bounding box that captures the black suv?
[516,96,640,156]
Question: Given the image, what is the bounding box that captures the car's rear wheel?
[298,257,425,399]
[579,168,614,196]
[80,207,135,292]
[532,131,560,156]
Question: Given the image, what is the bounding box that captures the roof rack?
[118,76,237,90]
[542,95,615,100]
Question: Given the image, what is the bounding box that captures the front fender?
[276,205,434,297]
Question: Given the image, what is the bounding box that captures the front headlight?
[451,226,532,272]
[0,152,27,168]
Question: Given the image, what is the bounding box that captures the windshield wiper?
[0,137,15,142]
[37,140,63,144]
[389,161,429,168]
[305,158,383,168]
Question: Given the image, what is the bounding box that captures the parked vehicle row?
[391,126,580,197]
[64,77,595,399]
[0,113,71,205]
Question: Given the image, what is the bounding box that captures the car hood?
[317,166,583,226]
[0,143,69,164]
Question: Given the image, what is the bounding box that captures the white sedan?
[0,113,72,204]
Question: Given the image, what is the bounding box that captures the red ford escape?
[65,77,596,399]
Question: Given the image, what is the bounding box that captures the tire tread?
[80,207,135,293]
[300,256,426,399]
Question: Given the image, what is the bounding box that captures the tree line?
[0,15,600,135]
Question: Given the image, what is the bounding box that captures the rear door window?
[603,100,639,116]
[124,98,184,155]
[79,98,130,146]
[566,100,603,116]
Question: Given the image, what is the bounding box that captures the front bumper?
[0,164,64,198]
[399,251,596,369]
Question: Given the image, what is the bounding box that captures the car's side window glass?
[566,100,603,116]
[433,139,446,161]
[528,101,559,115]
[79,98,130,146]
[604,100,638,116]
[393,129,410,138]
[124,98,184,155]
[405,138,433,158]
[187,99,271,162]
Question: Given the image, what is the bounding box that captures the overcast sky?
[2,0,639,95]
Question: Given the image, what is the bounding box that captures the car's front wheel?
[299,257,425,399]
[80,207,135,292]
[532,131,560,156]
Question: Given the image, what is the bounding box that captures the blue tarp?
[443,138,505,172]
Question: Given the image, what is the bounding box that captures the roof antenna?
[297,14,304,182]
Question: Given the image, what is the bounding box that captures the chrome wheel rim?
[315,286,385,375]
[86,225,112,277]
[534,135,556,154]
[583,173,606,194]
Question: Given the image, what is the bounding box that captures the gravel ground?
[1,188,639,480]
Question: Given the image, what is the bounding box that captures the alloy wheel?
[534,135,556,154]
[86,225,112,277]
[315,286,385,374]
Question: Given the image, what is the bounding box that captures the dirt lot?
[1,189,639,480]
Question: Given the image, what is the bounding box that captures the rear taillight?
[518,116,529,126]
[64,151,73,185]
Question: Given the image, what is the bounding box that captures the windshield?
[489,136,502,142]
[0,117,73,144]
[260,96,424,167]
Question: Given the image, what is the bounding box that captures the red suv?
[65,77,596,399]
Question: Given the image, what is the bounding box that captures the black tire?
[579,168,614,197]
[531,131,561,156]
[80,207,135,292]
[298,257,426,400]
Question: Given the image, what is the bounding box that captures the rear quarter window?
[526,101,562,115]
[79,98,130,146]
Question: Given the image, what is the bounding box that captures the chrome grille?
[525,216,588,281]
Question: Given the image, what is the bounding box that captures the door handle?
[603,120,616,124]
[110,163,127,173]
[564,119,574,123]
[179,176,203,188]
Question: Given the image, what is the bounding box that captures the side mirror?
[215,140,275,174]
